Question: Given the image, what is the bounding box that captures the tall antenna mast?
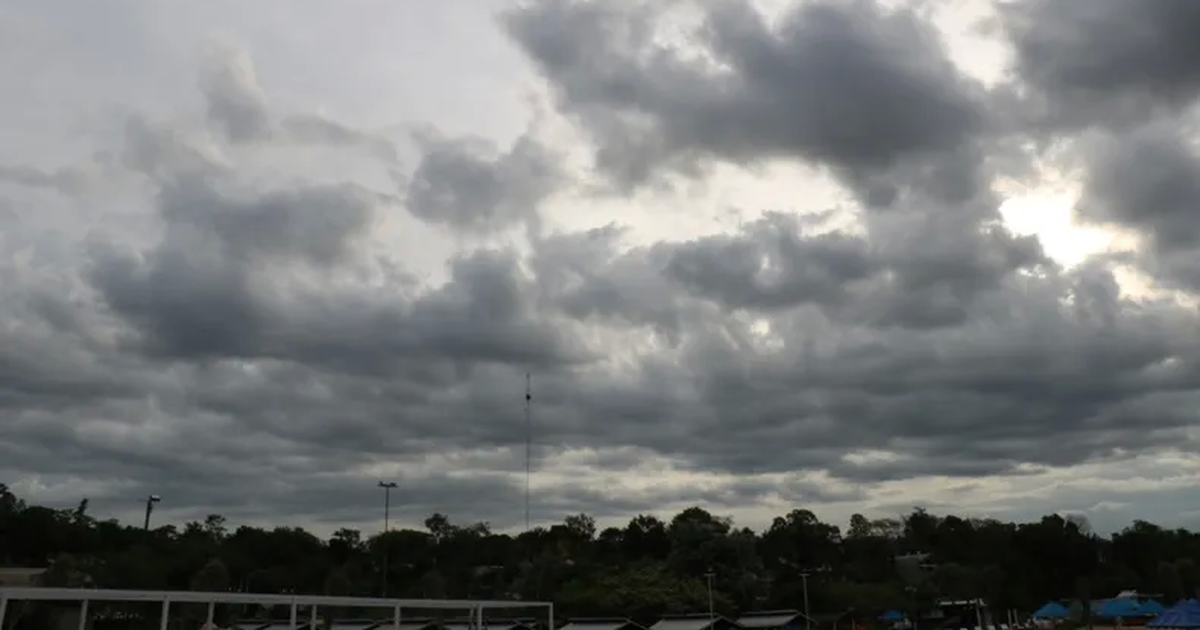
[524,372,532,531]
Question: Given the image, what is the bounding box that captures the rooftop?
[327,619,434,630]
[560,619,643,630]
[737,611,805,629]
[443,621,530,630]
[651,614,739,630]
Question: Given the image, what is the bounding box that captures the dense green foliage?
[4,483,1200,620]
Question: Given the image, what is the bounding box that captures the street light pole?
[143,494,161,531]
[705,570,716,630]
[800,572,811,630]
[378,481,397,597]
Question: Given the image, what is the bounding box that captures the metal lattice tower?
[524,372,532,531]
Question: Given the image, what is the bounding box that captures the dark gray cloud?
[88,163,581,371]
[1074,118,1200,290]
[9,0,1200,536]
[406,129,564,233]
[504,0,990,206]
[664,212,879,312]
[1001,0,1200,131]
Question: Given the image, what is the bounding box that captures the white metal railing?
[0,587,554,630]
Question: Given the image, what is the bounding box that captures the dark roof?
[331,619,435,630]
[651,614,741,630]
[560,619,645,630]
[235,623,311,630]
[737,611,807,629]
[328,620,379,630]
[442,620,533,630]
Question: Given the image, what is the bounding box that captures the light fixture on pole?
[377,481,397,597]
[705,569,716,630]
[778,558,815,630]
[143,494,161,531]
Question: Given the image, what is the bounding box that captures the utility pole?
[800,572,811,630]
[705,569,716,630]
[378,481,397,597]
[143,494,161,531]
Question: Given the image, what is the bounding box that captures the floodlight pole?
[705,570,716,630]
[378,481,398,597]
[143,494,161,531]
[800,572,811,630]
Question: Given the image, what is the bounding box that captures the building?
[0,568,46,587]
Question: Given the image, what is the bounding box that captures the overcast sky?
[6,0,1200,538]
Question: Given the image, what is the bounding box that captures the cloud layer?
[5,0,1200,536]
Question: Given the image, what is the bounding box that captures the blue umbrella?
[1097,599,1143,619]
[879,611,905,622]
[1032,603,1070,620]
[1144,601,1168,616]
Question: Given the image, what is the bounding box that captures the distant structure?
[524,373,532,531]
[0,568,45,587]
[894,552,934,585]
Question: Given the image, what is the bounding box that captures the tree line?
[3,484,1200,623]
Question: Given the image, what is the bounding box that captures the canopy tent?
[1097,599,1143,618]
[1032,603,1070,620]
[1148,599,1200,628]
[878,611,905,622]
[1149,608,1182,628]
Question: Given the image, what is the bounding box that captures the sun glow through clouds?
[998,191,1120,267]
